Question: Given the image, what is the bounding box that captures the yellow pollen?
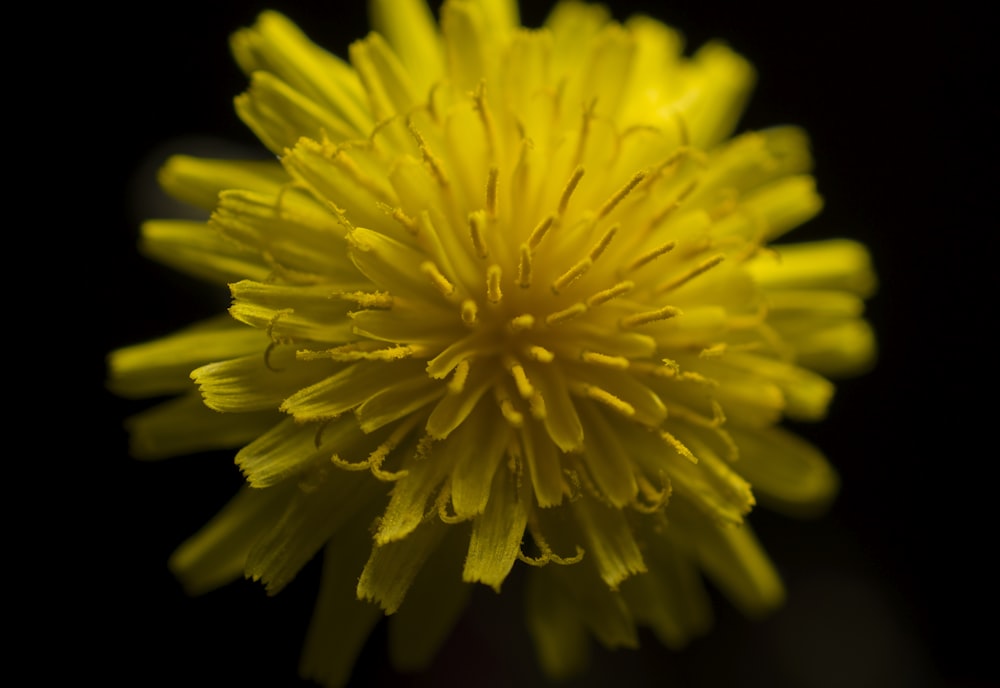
[587,280,634,307]
[656,254,725,293]
[620,305,682,328]
[597,171,646,219]
[661,431,696,462]
[486,264,503,303]
[420,261,455,297]
[468,211,489,259]
[545,302,587,325]
[558,167,585,217]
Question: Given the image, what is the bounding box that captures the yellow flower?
[110,0,876,684]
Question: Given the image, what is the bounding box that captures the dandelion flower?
[110,0,876,684]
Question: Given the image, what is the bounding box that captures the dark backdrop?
[68,1,990,686]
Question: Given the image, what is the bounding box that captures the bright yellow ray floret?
[109,1,876,685]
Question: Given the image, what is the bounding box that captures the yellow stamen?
[558,166,585,217]
[545,302,587,325]
[620,305,682,328]
[486,264,503,303]
[468,211,489,259]
[624,240,676,273]
[597,171,646,219]
[421,261,455,297]
[657,254,725,293]
[587,280,634,307]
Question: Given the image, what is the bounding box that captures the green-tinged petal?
[620,529,713,648]
[246,466,377,594]
[235,414,372,487]
[158,155,286,211]
[170,483,294,595]
[375,436,452,545]
[463,464,527,590]
[731,426,839,517]
[675,501,785,616]
[525,567,590,680]
[109,316,264,398]
[124,393,276,459]
[358,518,448,614]
[388,527,471,671]
[192,346,338,413]
[575,402,638,508]
[449,401,511,517]
[549,560,640,648]
[571,496,646,589]
[139,220,271,284]
[520,418,567,508]
[299,519,383,688]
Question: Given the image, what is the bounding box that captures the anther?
[545,302,587,326]
[527,345,554,363]
[597,171,646,219]
[552,259,591,294]
[421,261,456,297]
[517,243,532,288]
[527,215,555,249]
[496,389,524,427]
[558,167,585,217]
[620,305,682,328]
[588,224,619,261]
[407,119,449,187]
[390,206,420,235]
[505,359,535,399]
[468,211,489,259]
[581,351,630,369]
[587,280,634,307]
[486,166,499,218]
[624,241,675,273]
[461,299,478,326]
[577,384,635,417]
[509,314,535,331]
[656,254,725,294]
[486,264,503,303]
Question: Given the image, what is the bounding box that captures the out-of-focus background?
[65,1,990,685]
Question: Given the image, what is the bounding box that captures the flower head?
[110,0,876,684]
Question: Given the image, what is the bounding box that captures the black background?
[56,1,992,686]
